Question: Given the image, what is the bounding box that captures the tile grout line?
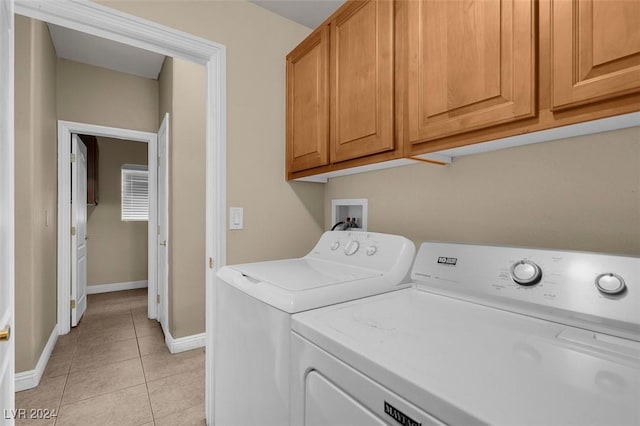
[57,382,148,411]
[53,331,78,426]
[134,307,157,425]
[67,352,141,376]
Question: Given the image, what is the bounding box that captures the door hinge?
[157,226,161,235]
[70,299,76,309]
[71,226,76,236]
[209,257,214,269]
[70,153,76,162]
[158,156,160,167]
[157,294,160,304]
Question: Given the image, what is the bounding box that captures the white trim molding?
[162,325,206,354]
[0,0,16,409]
[15,325,58,392]
[15,2,227,423]
[86,280,148,295]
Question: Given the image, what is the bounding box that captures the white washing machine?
[291,242,640,425]
[214,231,415,426]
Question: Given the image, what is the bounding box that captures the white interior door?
[157,114,169,331]
[0,0,15,423]
[71,135,88,326]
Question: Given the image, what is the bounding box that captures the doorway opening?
[11,2,226,423]
[71,133,154,329]
[58,121,160,334]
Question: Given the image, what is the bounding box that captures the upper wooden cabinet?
[405,0,536,145]
[286,26,330,174]
[286,0,396,178]
[330,0,394,163]
[286,0,640,180]
[551,0,640,110]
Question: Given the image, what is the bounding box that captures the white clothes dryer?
[214,231,415,426]
[291,242,640,426]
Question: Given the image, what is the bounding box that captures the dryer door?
[292,332,445,426]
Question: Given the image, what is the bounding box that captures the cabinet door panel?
[287,26,330,173]
[552,0,640,110]
[331,0,394,163]
[407,0,535,144]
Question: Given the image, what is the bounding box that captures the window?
[121,164,149,221]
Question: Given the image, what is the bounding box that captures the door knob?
[160,240,167,246]
[0,327,10,342]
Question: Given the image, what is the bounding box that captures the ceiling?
[250,0,344,28]
[47,23,166,80]
[46,1,344,80]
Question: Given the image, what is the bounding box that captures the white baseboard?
[15,325,58,392]
[163,326,206,354]
[86,280,148,294]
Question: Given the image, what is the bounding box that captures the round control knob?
[366,246,377,256]
[510,260,542,286]
[330,241,340,251]
[344,240,359,256]
[595,273,626,295]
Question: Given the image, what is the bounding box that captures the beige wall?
[101,1,325,266]
[326,127,640,256]
[164,59,207,337]
[14,16,58,372]
[57,58,159,133]
[158,57,208,337]
[158,58,173,142]
[106,0,325,337]
[87,137,148,286]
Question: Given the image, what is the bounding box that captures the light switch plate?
[229,207,243,230]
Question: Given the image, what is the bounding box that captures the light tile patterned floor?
[15,289,205,426]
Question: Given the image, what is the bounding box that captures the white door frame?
[58,122,158,332]
[0,0,16,420]
[14,1,227,423]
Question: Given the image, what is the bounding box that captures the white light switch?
[230,207,243,230]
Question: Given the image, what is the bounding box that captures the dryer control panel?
[412,242,640,341]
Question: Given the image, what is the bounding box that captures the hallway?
[15,289,205,425]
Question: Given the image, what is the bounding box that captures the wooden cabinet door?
[286,26,330,174]
[406,0,535,144]
[330,0,394,163]
[551,0,640,110]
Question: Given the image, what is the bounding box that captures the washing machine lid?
[292,288,640,426]
[217,258,398,313]
[230,258,380,291]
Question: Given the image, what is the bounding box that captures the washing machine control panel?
[309,231,415,277]
[412,242,639,340]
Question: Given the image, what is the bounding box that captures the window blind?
[121,164,149,221]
